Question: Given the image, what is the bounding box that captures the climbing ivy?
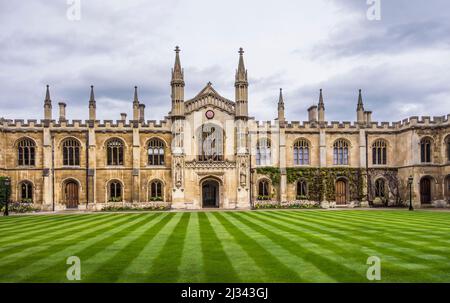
[256,167,281,185]
[257,167,365,202]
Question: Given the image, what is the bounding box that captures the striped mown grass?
[0,210,449,282]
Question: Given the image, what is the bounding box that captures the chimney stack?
[365,111,372,125]
[120,113,127,121]
[308,105,318,123]
[58,102,66,122]
[139,104,145,122]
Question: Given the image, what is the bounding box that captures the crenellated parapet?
[0,118,172,132]
[245,114,450,135]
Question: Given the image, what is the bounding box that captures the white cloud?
[0,0,449,122]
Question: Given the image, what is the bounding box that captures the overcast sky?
[1,0,449,123]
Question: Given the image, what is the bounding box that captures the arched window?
[108,180,122,202]
[148,138,165,166]
[420,137,432,163]
[372,139,387,165]
[198,124,223,161]
[20,181,33,203]
[17,138,35,166]
[107,139,124,166]
[445,136,450,162]
[294,139,310,165]
[374,178,386,199]
[333,139,349,165]
[296,180,307,199]
[149,180,163,201]
[257,179,270,200]
[63,138,80,166]
[256,138,271,166]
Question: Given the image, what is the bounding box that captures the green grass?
[0,210,449,282]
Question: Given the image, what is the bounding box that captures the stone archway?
[445,175,450,202]
[201,179,220,208]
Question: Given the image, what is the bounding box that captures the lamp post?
[408,175,414,211]
[3,177,11,216]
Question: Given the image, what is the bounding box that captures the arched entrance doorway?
[202,179,219,208]
[420,177,432,204]
[445,175,450,202]
[65,181,79,208]
[335,179,347,205]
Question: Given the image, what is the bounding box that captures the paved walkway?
[4,206,450,216]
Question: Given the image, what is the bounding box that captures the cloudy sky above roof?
[1,0,449,122]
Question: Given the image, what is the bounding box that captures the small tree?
[0,177,12,216]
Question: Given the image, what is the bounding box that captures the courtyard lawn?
[0,210,449,282]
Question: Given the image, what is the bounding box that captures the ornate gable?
[184,82,235,115]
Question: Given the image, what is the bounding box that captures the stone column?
[236,119,250,209]
[132,127,140,202]
[359,129,369,207]
[278,123,287,202]
[88,127,96,205]
[319,129,326,167]
[42,127,54,209]
[171,118,186,209]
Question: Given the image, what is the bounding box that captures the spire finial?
[45,84,51,102]
[134,86,139,103]
[235,47,247,82]
[278,88,284,108]
[318,88,325,109]
[89,85,95,102]
[172,46,183,81]
[357,88,364,110]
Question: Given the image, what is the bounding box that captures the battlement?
[0,118,171,130]
[246,114,450,132]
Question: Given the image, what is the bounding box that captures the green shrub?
[101,204,170,212]
[0,202,38,213]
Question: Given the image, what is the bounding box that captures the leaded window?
[148,138,165,166]
[149,180,163,201]
[256,138,271,166]
[420,138,432,163]
[294,139,310,165]
[372,139,387,165]
[198,124,223,161]
[107,139,124,166]
[20,181,33,203]
[296,180,307,199]
[258,179,270,200]
[63,138,80,166]
[109,181,122,202]
[18,138,35,166]
[333,139,349,165]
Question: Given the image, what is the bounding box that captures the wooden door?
[335,180,347,205]
[420,178,431,204]
[65,182,79,208]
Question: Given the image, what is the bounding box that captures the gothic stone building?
[1,47,450,210]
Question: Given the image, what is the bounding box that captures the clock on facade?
[205,110,215,119]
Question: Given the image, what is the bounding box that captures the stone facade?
[1,47,449,210]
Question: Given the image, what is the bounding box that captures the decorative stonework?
[185,159,236,169]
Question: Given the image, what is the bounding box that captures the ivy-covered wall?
[256,167,365,202]
[367,168,402,205]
